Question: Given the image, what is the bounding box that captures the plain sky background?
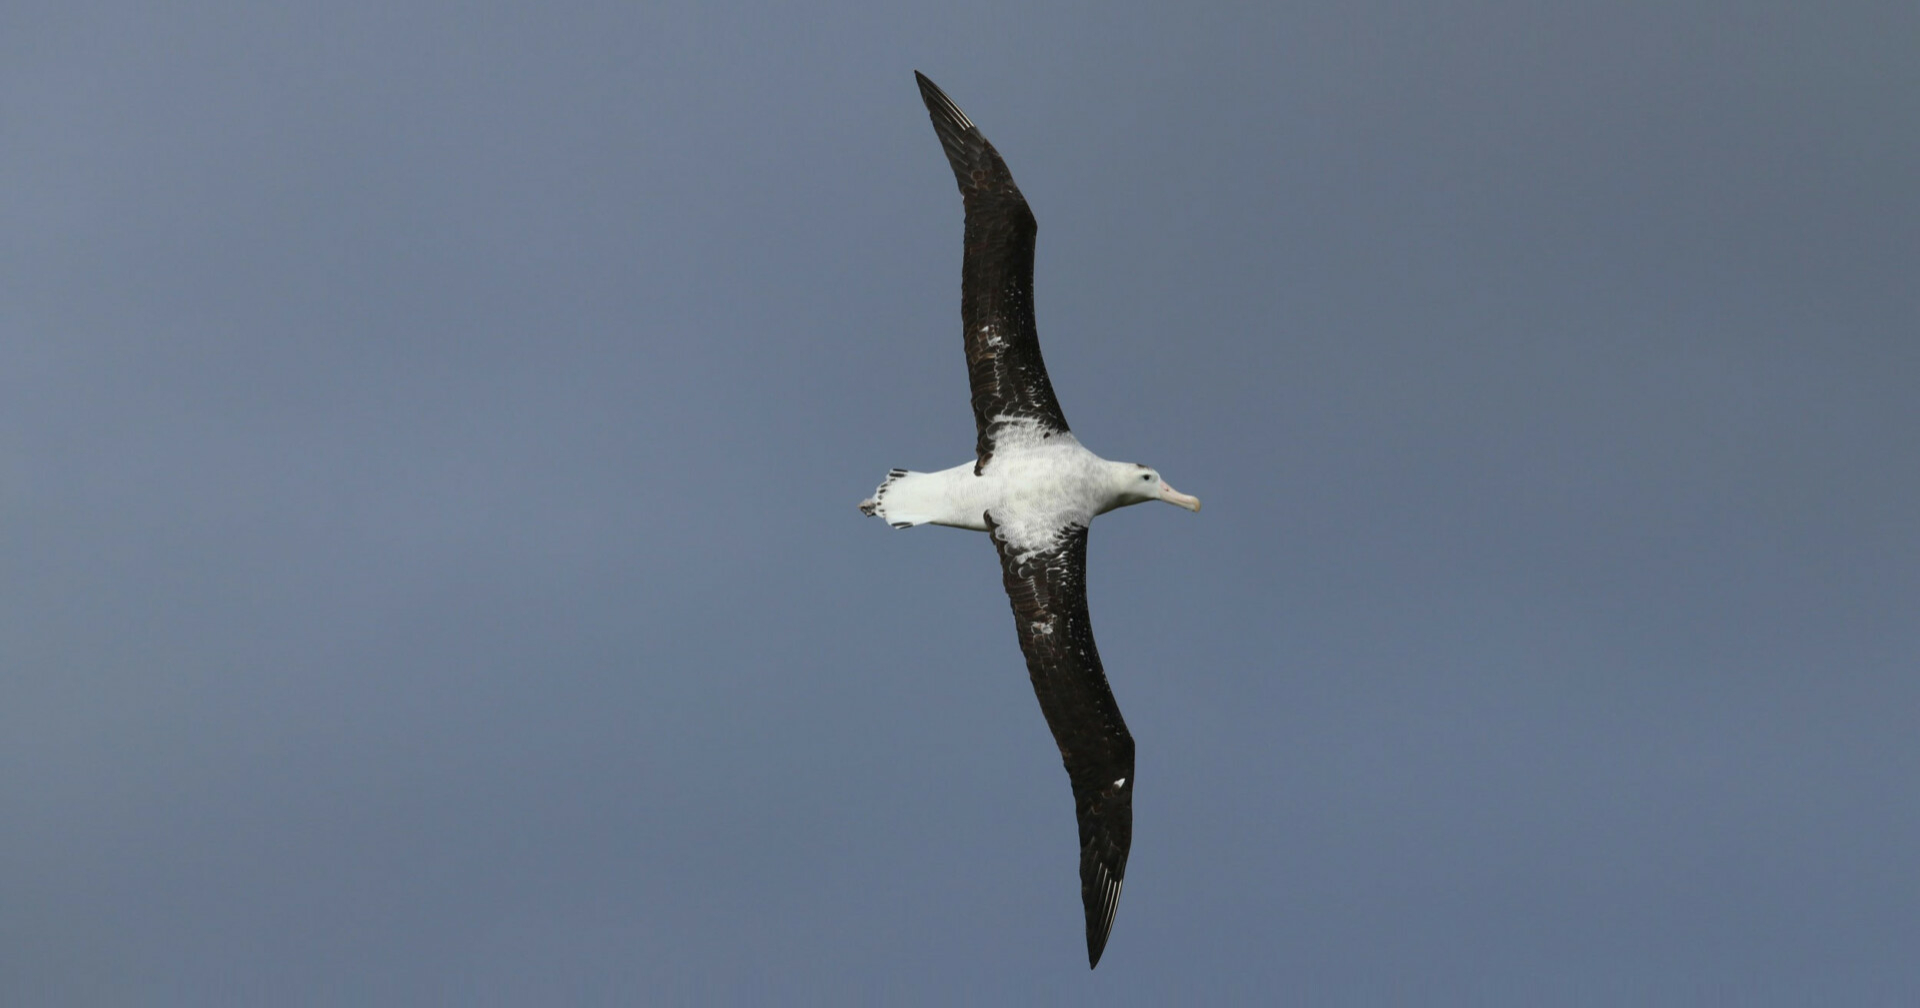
[6,2,1918,1004]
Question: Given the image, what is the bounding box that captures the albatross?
[859,72,1202,969]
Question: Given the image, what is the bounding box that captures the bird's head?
[1103,462,1201,514]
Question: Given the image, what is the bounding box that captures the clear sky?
[6,2,1918,1004]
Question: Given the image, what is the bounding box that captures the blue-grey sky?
[6,2,1918,1003]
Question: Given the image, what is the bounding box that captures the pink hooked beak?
[1156,480,1202,512]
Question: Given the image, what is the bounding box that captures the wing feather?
[989,519,1134,968]
[915,72,1072,472]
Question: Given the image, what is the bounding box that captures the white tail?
[858,468,937,529]
[858,461,990,531]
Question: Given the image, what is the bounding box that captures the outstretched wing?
[988,520,1135,969]
[916,72,1072,473]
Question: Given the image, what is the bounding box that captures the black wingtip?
[1084,858,1124,968]
[913,70,976,135]
[1076,781,1132,970]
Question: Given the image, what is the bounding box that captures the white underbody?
[863,426,1120,559]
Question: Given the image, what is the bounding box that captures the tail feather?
[857,469,931,528]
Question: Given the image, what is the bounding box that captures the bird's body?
[861,424,1172,548]
[860,72,1200,969]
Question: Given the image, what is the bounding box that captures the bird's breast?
[980,444,1105,553]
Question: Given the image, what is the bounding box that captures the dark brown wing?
[916,72,1072,473]
[988,519,1135,969]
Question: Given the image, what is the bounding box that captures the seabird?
[859,72,1201,969]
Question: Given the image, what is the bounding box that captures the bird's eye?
[1141,474,1152,481]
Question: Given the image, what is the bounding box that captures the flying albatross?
[859,72,1201,969]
